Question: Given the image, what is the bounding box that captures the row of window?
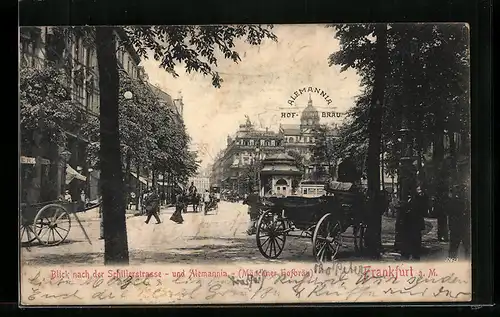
[20,28,142,116]
[237,139,282,147]
[285,136,315,143]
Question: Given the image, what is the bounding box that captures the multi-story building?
[20,26,144,203]
[210,117,285,193]
[279,95,339,179]
[147,83,184,122]
[210,96,340,194]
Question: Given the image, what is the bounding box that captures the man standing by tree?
[447,184,470,259]
[243,186,261,235]
[337,154,360,183]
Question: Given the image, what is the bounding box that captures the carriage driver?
[243,186,261,235]
[188,182,197,196]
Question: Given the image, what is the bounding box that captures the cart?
[255,181,367,262]
[20,200,98,247]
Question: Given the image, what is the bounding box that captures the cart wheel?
[20,216,38,244]
[313,213,342,262]
[256,210,287,259]
[33,204,72,246]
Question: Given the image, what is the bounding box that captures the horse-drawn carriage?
[20,200,98,247]
[255,181,367,262]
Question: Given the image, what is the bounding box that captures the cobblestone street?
[21,201,449,266]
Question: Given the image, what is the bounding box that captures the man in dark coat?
[400,186,428,260]
[447,185,471,259]
[243,187,261,235]
[144,188,161,224]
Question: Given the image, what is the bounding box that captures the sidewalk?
[379,216,449,261]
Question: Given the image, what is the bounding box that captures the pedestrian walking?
[400,186,428,261]
[448,185,471,260]
[203,190,211,215]
[144,188,161,225]
[243,187,261,235]
[170,190,185,224]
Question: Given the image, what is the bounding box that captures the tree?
[309,125,341,180]
[95,27,129,265]
[20,66,84,202]
[329,24,470,254]
[287,150,305,173]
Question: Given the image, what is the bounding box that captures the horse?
[183,193,201,213]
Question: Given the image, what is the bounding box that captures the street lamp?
[123,90,133,100]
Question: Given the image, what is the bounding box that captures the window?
[270,140,275,146]
[74,37,81,63]
[289,137,294,143]
[249,139,254,146]
[260,140,265,146]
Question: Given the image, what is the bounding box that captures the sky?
[141,24,362,169]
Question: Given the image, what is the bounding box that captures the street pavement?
[20,201,450,266]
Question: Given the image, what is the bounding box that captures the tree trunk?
[448,131,457,182]
[125,151,131,206]
[365,24,388,257]
[162,169,166,206]
[135,163,141,210]
[95,27,129,265]
[433,115,447,241]
[152,168,157,190]
[380,141,385,191]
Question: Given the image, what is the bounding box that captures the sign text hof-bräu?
[283,86,343,118]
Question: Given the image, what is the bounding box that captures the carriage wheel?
[20,216,38,244]
[256,210,287,259]
[33,204,72,246]
[313,213,342,262]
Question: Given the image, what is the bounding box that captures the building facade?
[210,97,339,195]
[210,117,285,194]
[20,27,145,203]
[279,94,338,180]
[147,83,184,122]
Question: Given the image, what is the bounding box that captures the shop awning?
[66,165,87,184]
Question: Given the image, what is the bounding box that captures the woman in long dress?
[170,191,185,224]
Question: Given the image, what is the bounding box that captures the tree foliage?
[20,66,83,155]
[22,25,277,265]
[329,24,470,190]
[122,25,277,88]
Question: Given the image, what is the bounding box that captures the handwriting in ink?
[432,286,471,299]
[28,288,82,301]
